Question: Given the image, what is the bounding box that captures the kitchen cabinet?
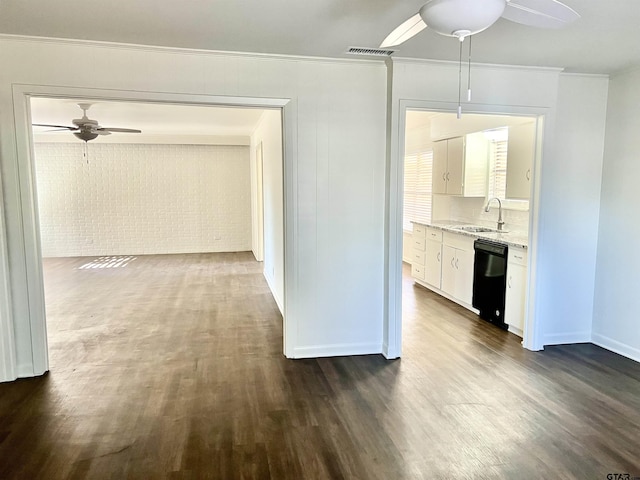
[424,228,443,288]
[432,132,489,197]
[411,223,426,280]
[440,232,475,306]
[506,122,536,199]
[505,246,528,337]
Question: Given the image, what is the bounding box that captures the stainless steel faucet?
[485,197,505,231]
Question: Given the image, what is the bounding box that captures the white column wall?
[384,59,609,355]
[592,67,640,362]
[0,37,387,380]
[539,74,608,345]
[251,110,284,313]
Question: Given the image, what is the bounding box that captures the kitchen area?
[404,110,537,340]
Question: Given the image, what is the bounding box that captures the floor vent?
[346,47,395,57]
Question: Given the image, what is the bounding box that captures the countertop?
[413,221,529,249]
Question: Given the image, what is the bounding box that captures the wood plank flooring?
[0,254,639,479]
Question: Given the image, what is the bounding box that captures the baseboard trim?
[292,343,383,359]
[543,332,592,345]
[17,362,33,378]
[382,341,400,359]
[263,272,284,315]
[592,333,640,363]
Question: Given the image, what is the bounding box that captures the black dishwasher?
[472,239,508,330]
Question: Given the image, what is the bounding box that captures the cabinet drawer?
[411,263,426,280]
[508,248,527,266]
[425,227,443,242]
[412,250,426,266]
[413,237,426,252]
[413,223,427,237]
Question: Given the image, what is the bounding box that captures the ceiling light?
[419,0,507,38]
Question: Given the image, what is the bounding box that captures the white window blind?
[403,149,433,231]
[488,137,508,200]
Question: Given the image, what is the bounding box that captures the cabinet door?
[432,140,448,194]
[505,262,527,333]
[454,248,475,305]
[446,136,464,195]
[440,245,457,297]
[506,122,535,199]
[424,239,442,288]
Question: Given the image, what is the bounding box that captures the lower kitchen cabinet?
[441,244,474,306]
[505,247,528,336]
[424,238,442,288]
[411,224,528,335]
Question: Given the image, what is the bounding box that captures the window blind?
[403,149,433,231]
[488,138,508,200]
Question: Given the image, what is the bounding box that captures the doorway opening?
[29,97,285,372]
[400,109,541,353]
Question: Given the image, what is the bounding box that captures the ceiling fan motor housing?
[419,0,506,37]
[73,129,99,142]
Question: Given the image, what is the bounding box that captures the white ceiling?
[30,98,267,138]
[0,0,639,74]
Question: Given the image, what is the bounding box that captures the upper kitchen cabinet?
[506,121,536,200]
[432,132,489,197]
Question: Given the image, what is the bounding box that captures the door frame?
[8,84,296,377]
[386,99,549,358]
[252,141,265,262]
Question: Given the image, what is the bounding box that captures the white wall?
[592,67,640,362]
[34,143,251,257]
[251,110,284,313]
[0,37,387,379]
[385,60,609,354]
[537,74,609,345]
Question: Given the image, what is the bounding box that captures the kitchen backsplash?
[433,196,530,235]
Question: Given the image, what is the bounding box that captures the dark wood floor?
[1,254,639,479]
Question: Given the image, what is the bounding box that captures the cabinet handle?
[526,169,531,181]
[446,172,450,181]
[455,258,459,269]
[451,257,455,268]
[514,255,523,260]
[437,252,440,262]
[442,172,446,181]
[508,276,512,288]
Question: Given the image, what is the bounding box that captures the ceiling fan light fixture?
[419,0,506,37]
[73,130,99,142]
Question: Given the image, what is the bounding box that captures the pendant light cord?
[457,38,463,119]
[467,35,472,102]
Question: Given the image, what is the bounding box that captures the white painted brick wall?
[34,143,251,257]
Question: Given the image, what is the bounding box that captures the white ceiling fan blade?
[95,130,111,136]
[380,13,427,48]
[502,0,580,29]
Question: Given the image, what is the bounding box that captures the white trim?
[386,98,549,360]
[0,34,384,66]
[544,332,592,345]
[0,192,16,381]
[264,272,284,316]
[293,343,383,359]
[592,333,640,363]
[10,84,296,372]
[391,57,565,73]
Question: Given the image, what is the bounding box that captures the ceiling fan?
[380,0,580,48]
[380,0,579,117]
[33,103,142,142]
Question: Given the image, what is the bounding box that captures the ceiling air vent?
[346,47,395,57]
